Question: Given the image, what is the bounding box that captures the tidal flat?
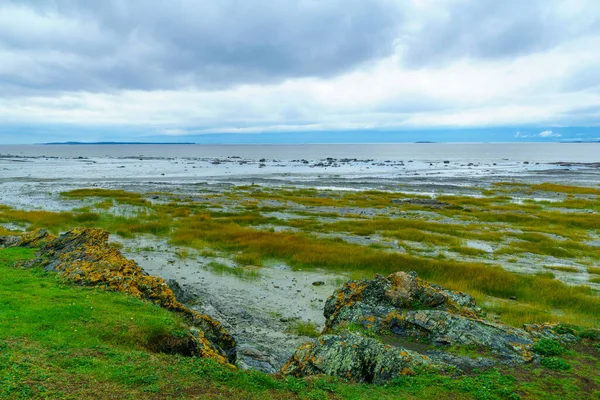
[1,147,600,383]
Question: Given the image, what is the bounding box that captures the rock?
[2,229,57,248]
[281,332,438,384]
[167,279,199,305]
[0,235,21,248]
[523,323,579,343]
[312,281,325,286]
[21,228,236,364]
[284,271,541,382]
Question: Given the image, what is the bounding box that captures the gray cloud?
[0,0,402,94]
[400,0,600,67]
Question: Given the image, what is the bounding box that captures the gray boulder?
[281,332,438,384]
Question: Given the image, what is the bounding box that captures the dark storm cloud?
[0,0,402,93]
[400,0,600,68]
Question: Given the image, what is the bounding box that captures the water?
[1,143,599,163]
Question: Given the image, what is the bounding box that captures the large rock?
[281,332,437,384]
[1,229,57,248]
[322,272,536,365]
[283,271,541,382]
[21,227,236,364]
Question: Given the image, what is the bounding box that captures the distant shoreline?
[42,142,196,145]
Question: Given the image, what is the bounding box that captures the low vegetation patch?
[533,339,567,357]
[543,265,580,273]
[287,321,321,338]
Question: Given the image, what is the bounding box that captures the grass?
[170,215,600,326]
[544,266,580,273]
[287,321,321,338]
[206,261,261,281]
[3,181,600,331]
[1,247,598,399]
[587,267,600,275]
[62,188,151,207]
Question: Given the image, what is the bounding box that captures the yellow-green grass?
[588,267,600,275]
[62,188,151,207]
[5,182,600,329]
[544,266,580,273]
[170,215,600,327]
[590,277,600,284]
[530,183,600,196]
[206,261,261,281]
[319,217,505,243]
[234,252,264,266]
[287,321,321,338]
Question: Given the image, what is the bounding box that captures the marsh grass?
[234,252,264,266]
[544,265,580,273]
[4,182,600,329]
[449,246,489,257]
[206,261,261,281]
[531,183,600,196]
[287,321,320,338]
[169,214,600,326]
[62,188,151,207]
[590,277,600,284]
[587,267,600,275]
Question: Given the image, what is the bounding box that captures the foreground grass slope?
[1,247,599,399]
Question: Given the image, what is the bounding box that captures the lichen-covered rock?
[23,227,235,364]
[523,323,579,343]
[1,229,57,248]
[0,235,21,248]
[284,271,540,381]
[281,332,437,384]
[323,272,480,331]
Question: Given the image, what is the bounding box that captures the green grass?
[62,188,151,207]
[533,339,567,357]
[544,266,580,273]
[587,267,600,275]
[206,261,261,281]
[287,321,321,338]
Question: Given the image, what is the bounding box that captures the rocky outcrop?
[8,228,236,364]
[281,332,437,384]
[283,271,547,382]
[6,229,57,248]
[322,271,536,364]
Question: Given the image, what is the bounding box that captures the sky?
[1,0,600,144]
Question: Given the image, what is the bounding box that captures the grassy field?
[1,247,599,399]
[2,183,600,328]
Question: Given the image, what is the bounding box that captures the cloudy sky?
[1,0,600,143]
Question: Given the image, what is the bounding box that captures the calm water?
[1,143,599,163]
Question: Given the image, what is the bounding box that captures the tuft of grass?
[62,188,150,207]
[533,339,567,357]
[540,357,571,371]
[206,261,260,281]
[543,265,580,273]
[589,277,600,284]
[234,252,263,266]
[587,267,600,275]
[288,321,320,338]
